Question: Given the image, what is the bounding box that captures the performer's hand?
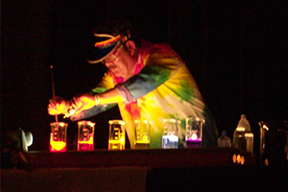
[69,93,97,115]
[48,96,70,115]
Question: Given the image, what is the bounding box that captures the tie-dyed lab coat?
[71,40,218,148]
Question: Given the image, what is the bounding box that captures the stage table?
[1,148,287,191]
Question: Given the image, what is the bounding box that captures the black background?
[1,0,287,152]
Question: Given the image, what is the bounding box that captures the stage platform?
[23,147,255,169]
[1,148,287,192]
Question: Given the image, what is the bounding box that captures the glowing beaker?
[162,119,180,149]
[108,120,125,150]
[50,122,68,152]
[77,120,95,151]
[186,117,205,148]
[134,120,151,149]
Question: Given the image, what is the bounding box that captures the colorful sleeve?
[116,56,182,102]
[70,104,116,121]
[70,73,117,121]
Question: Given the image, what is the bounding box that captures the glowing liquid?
[50,140,66,152]
[50,126,67,152]
[108,139,125,150]
[78,143,94,151]
[186,139,202,148]
[162,135,178,149]
[135,140,150,149]
[77,137,94,151]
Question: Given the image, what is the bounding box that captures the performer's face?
[104,41,137,80]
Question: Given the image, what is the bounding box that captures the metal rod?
[50,65,58,122]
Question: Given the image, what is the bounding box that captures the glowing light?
[244,133,254,137]
[236,127,245,131]
[232,154,245,165]
[263,124,269,131]
[232,154,237,163]
[237,154,241,164]
[240,156,245,165]
[264,158,269,166]
[192,131,198,140]
[163,118,176,123]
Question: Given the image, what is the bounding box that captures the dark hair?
[93,20,141,47]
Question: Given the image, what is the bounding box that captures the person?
[48,20,218,149]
